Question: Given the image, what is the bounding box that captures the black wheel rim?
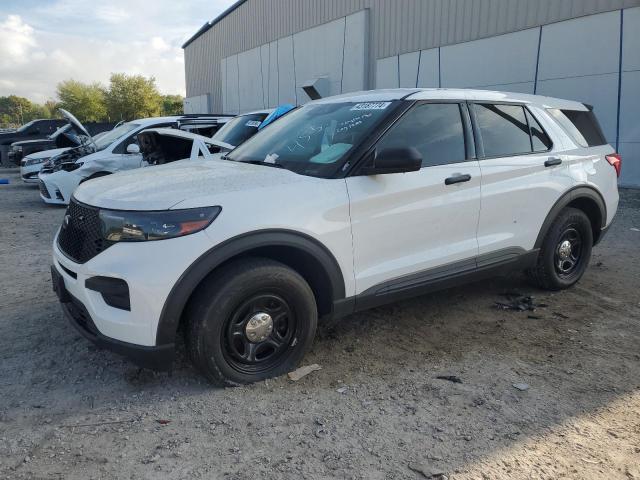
[222,293,296,375]
[554,226,583,278]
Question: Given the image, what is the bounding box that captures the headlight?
[99,206,221,242]
[11,146,22,153]
[25,157,48,167]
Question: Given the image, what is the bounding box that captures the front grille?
[57,199,114,264]
[39,180,50,198]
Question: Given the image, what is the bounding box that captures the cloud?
[0,0,236,102]
[0,14,37,67]
[95,5,130,24]
[151,36,171,53]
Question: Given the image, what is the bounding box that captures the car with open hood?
[37,110,231,205]
[50,88,619,386]
[19,126,109,183]
[11,121,115,166]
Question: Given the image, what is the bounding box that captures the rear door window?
[474,104,532,157]
[548,108,607,147]
[377,103,467,167]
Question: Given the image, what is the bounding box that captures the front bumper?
[38,171,81,205]
[51,228,215,368]
[8,149,21,165]
[52,264,174,370]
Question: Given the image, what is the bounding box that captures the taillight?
[605,153,622,177]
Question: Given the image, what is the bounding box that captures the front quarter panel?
[178,176,355,298]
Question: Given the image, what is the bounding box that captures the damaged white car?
[37,110,230,205]
[137,106,295,165]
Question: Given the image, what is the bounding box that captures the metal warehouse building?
[182,0,640,186]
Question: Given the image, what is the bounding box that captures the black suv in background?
[0,119,67,167]
[8,122,116,165]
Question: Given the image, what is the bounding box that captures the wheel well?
[176,246,336,334]
[566,196,603,244]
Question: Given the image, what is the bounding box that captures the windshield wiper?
[242,160,285,169]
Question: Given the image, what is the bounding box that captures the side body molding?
[155,229,346,346]
[534,186,607,249]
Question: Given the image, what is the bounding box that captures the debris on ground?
[156,419,171,425]
[436,375,462,384]
[513,383,530,391]
[336,386,348,394]
[553,312,570,319]
[631,228,640,232]
[408,461,447,478]
[287,364,321,381]
[495,292,547,312]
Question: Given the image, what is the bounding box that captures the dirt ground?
[0,168,639,480]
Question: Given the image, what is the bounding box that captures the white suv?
[50,88,620,386]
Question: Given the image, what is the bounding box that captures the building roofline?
[182,0,248,49]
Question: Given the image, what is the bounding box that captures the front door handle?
[544,157,562,167]
[445,173,472,185]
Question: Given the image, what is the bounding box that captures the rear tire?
[185,257,318,386]
[527,207,593,290]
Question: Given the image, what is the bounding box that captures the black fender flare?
[155,229,346,346]
[534,186,607,249]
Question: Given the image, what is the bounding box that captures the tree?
[104,73,162,121]
[0,95,53,126]
[162,94,184,116]
[56,80,107,122]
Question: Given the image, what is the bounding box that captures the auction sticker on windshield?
[350,102,391,111]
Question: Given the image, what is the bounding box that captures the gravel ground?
[1,168,639,480]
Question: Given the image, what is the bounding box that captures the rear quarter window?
[548,108,607,148]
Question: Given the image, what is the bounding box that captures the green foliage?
[0,73,184,128]
[104,73,162,121]
[162,94,184,116]
[0,95,55,127]
[56,80,107,122]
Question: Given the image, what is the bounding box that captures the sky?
[0,0,236,103]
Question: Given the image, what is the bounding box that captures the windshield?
[94,122,140,150]
[227,101,399,177]
[212,113,269,147]
[17,120,37,133]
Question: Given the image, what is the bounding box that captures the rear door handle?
[544,157,562,167]
[444,174,472,185]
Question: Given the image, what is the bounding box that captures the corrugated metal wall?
[185,0,640,110]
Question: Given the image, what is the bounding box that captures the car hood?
[24,147,69,160]
[59,108,92,143]
[73,158,314,210]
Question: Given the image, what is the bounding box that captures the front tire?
[185,258,318,386]
[527,207,593,290]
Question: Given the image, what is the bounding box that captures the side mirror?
[126,143,140,154]
[360,147,422,175]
